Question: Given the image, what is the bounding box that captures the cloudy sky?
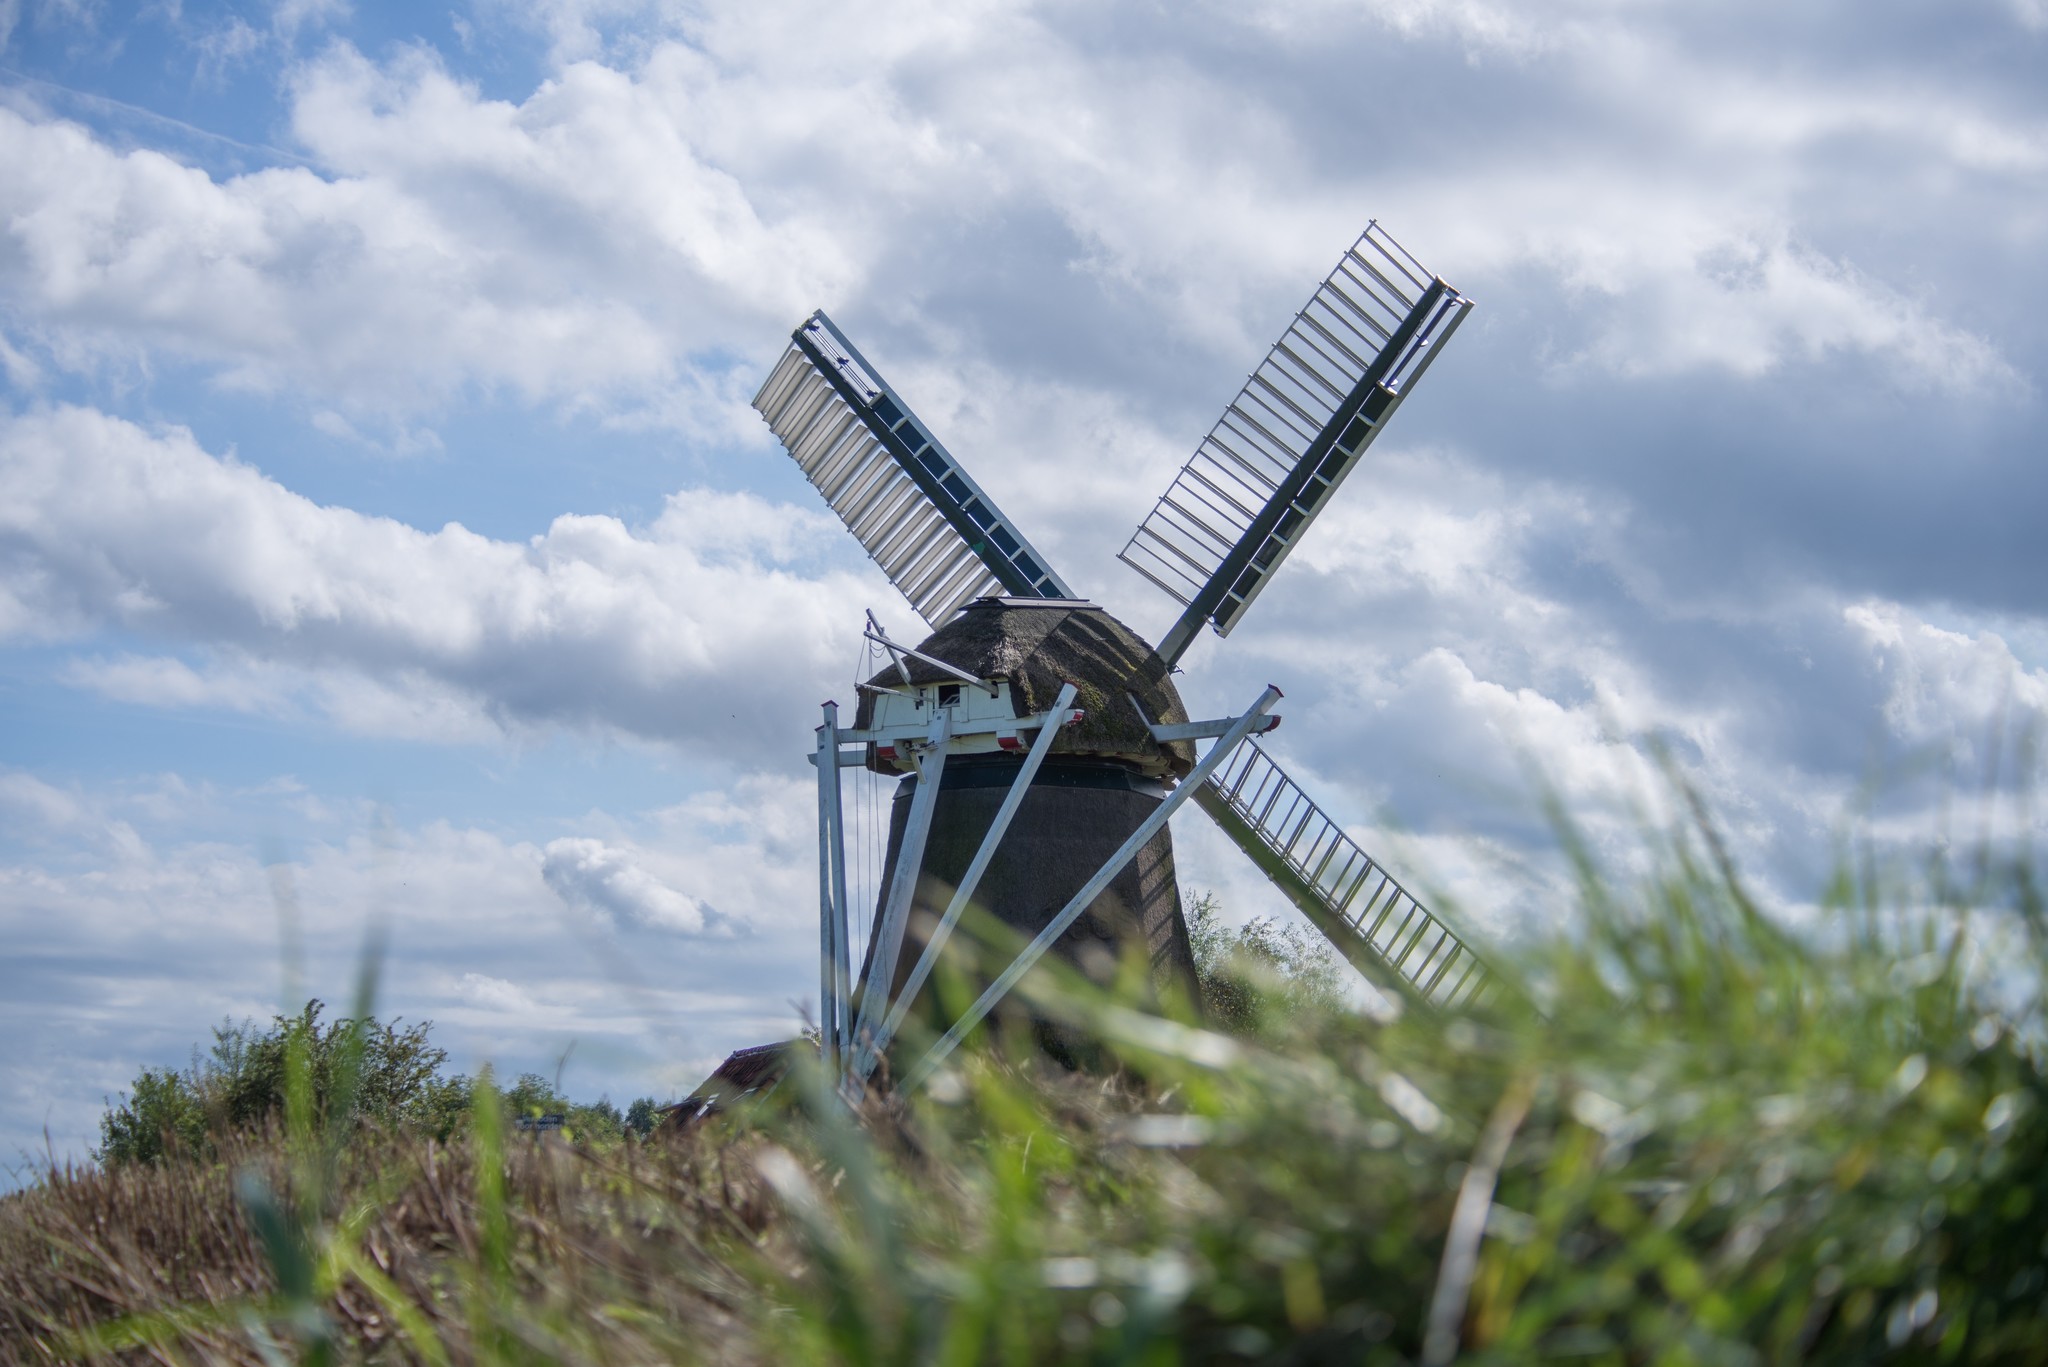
[2,0,2042,1175]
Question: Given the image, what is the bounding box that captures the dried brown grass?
[0,1122,783,1365]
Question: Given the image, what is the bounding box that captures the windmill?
[752,223,1497,1099]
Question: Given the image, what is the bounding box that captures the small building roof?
[854,598,1195,776]
[664,1039,800,1129]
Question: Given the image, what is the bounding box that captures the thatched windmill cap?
[854,598,1196,778]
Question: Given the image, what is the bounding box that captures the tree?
[570,1098,624,1143]
[97,1002,472,1166]
[493,1074,633,1142]
[624,1097,662,1137]
[1186,891,1344,1035]
[96,1067,208,1166]
[500,1072,566,1121]
[209,1002,470,1139]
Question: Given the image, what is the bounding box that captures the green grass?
[3,790,2046,1364]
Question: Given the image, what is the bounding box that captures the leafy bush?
[626,1096,663,1136]
[93,1066,211,1168]
[1187,891,1346,1034]
[498,1071,641,1142]
[96,1005,666,1169]
[98,1002,472,1164]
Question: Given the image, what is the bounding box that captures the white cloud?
[2,0,2032,430]
[0,331,40,390]
[272,0,350,40]
[0,769,84,829]
[1170,430,2048,935]
[453,971,536,1013]
[0,68,843,418]
[540,835,725,935]
[307,409,444,456]
[63,652,507,743]
[1847,600,2048,754]
[0,404,882,754]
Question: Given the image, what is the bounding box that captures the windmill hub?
[853,597,1195,781]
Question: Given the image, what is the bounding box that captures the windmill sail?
[754,311,1073,627]
[1122,225,1473,665]
[1196,739,1493,1012]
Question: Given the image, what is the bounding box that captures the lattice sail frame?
[1122,224,1473,664]
[753,312,1072,628]
[1197,739,1494,1011]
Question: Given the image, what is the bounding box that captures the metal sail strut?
[1121,224,1474,665]
[753,311,1073,627]
[1195,739,1494,1012]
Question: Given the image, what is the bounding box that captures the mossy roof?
[854,599,1195,776]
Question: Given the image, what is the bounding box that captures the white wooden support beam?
[814,702,848,1070]
[825,702,853,1059]
[853,681,1079,1081]
[809,748,872,769]
[863,611,998,696]
[845,707,953,1087]
[1127,690,1282,743]
[903,684,1284,1093]
[808,709,1079,769]
[868,609,916,688]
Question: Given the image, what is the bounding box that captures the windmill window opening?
[938,684,962,707]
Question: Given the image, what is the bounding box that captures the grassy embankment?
[4,789,2046,1364]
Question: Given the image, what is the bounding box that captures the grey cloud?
[1148,422,2045,908]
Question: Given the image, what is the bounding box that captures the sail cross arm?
[1120,224,1474,665]
[753,310,1074,627]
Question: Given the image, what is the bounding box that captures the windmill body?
[746,222,1499,1101]
[850,597,1204,1055]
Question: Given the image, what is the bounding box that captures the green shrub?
[93,1066,211,1168]
[1187,891,1346,1035]
[96,1002,470,1165]
[496,1071,640,1142]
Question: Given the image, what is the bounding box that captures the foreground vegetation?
[4,800,2046,1364]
